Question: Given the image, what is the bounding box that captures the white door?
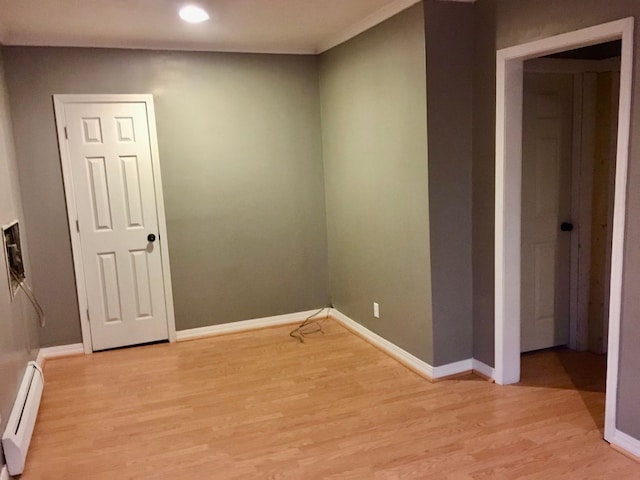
[521,73,573,353]
[63,101,169,351]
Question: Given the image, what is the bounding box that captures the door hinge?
[64,126,68,139]
[76,219,80,232]
[86,308,90,323]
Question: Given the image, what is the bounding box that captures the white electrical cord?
[10,269,46,328]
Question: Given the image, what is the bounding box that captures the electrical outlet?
[373,302,380,318]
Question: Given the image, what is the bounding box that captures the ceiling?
[0,0,428,54]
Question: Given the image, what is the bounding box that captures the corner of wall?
[424,0,475,366]
[319,3,435,365]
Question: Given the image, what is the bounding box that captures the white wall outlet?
[373,302,380,318]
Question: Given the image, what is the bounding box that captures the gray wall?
[472,0,640,439]
[0,48,39,467]
[319,3,434,363]
[3,47,329,346]
[424,0,474,366]
[471,0,498,367]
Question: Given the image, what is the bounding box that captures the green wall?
[319,3,434,363]
[3,47,329,346]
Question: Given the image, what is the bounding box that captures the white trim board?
[610,429,640,460]
[330,309,476,381]
[178,308,494,382]
[472,359,495,380]
[35,343,85,368]
[176,309,329,341]
[434,359,473,379]
[53,94,176,354]
[493,17,634,452]
[2,34,316,56]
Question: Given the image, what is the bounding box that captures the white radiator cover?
[2,361,44,476]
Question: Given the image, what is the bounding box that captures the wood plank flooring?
[22,319,639,479]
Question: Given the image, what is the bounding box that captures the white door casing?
[54,95,176,352]
[494,17,633,449]
[601,71,620,354]
[521,72,573,353]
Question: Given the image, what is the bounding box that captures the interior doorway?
[493,17,634,450]
[520,71,574,354]
[521,41,621,356]
[518,42,622,437]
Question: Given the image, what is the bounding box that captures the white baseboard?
[330,308,436,379]
[176,309,329,342]
[330,308,495,381]
[472,359,495,380]
[1,465,9,480]
[610,428,640,459]
[433,359,473,378]
[35,343,85,368]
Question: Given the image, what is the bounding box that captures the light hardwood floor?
[22,319,639,479]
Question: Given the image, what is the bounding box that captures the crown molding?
[317,0,477,54]
[0,33,316,55]
[317,0,422,53]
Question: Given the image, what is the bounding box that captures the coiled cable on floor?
[289,307,328,343]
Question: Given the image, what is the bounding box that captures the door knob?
[560,222,573,232]
[147,233,157,242]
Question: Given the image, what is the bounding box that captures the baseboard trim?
[330,309,496,382]
[1,465,9,480]
[472,359,495,381]
[35,343,85,368]
[610,428,640,460]
[432,359,473,379]
[176,309,328,342]
[330,308,444,380]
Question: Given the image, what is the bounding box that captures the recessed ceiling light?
[179,5,210,24]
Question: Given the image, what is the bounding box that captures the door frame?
[494,16,633,446]
[524,58,622,353]
[53,94,177,353]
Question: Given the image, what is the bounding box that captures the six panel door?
[64,101,168,351]
[521,73,573,353]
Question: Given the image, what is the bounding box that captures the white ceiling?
[0,0,428,54]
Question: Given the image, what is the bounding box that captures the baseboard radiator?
[2,361,44,476]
